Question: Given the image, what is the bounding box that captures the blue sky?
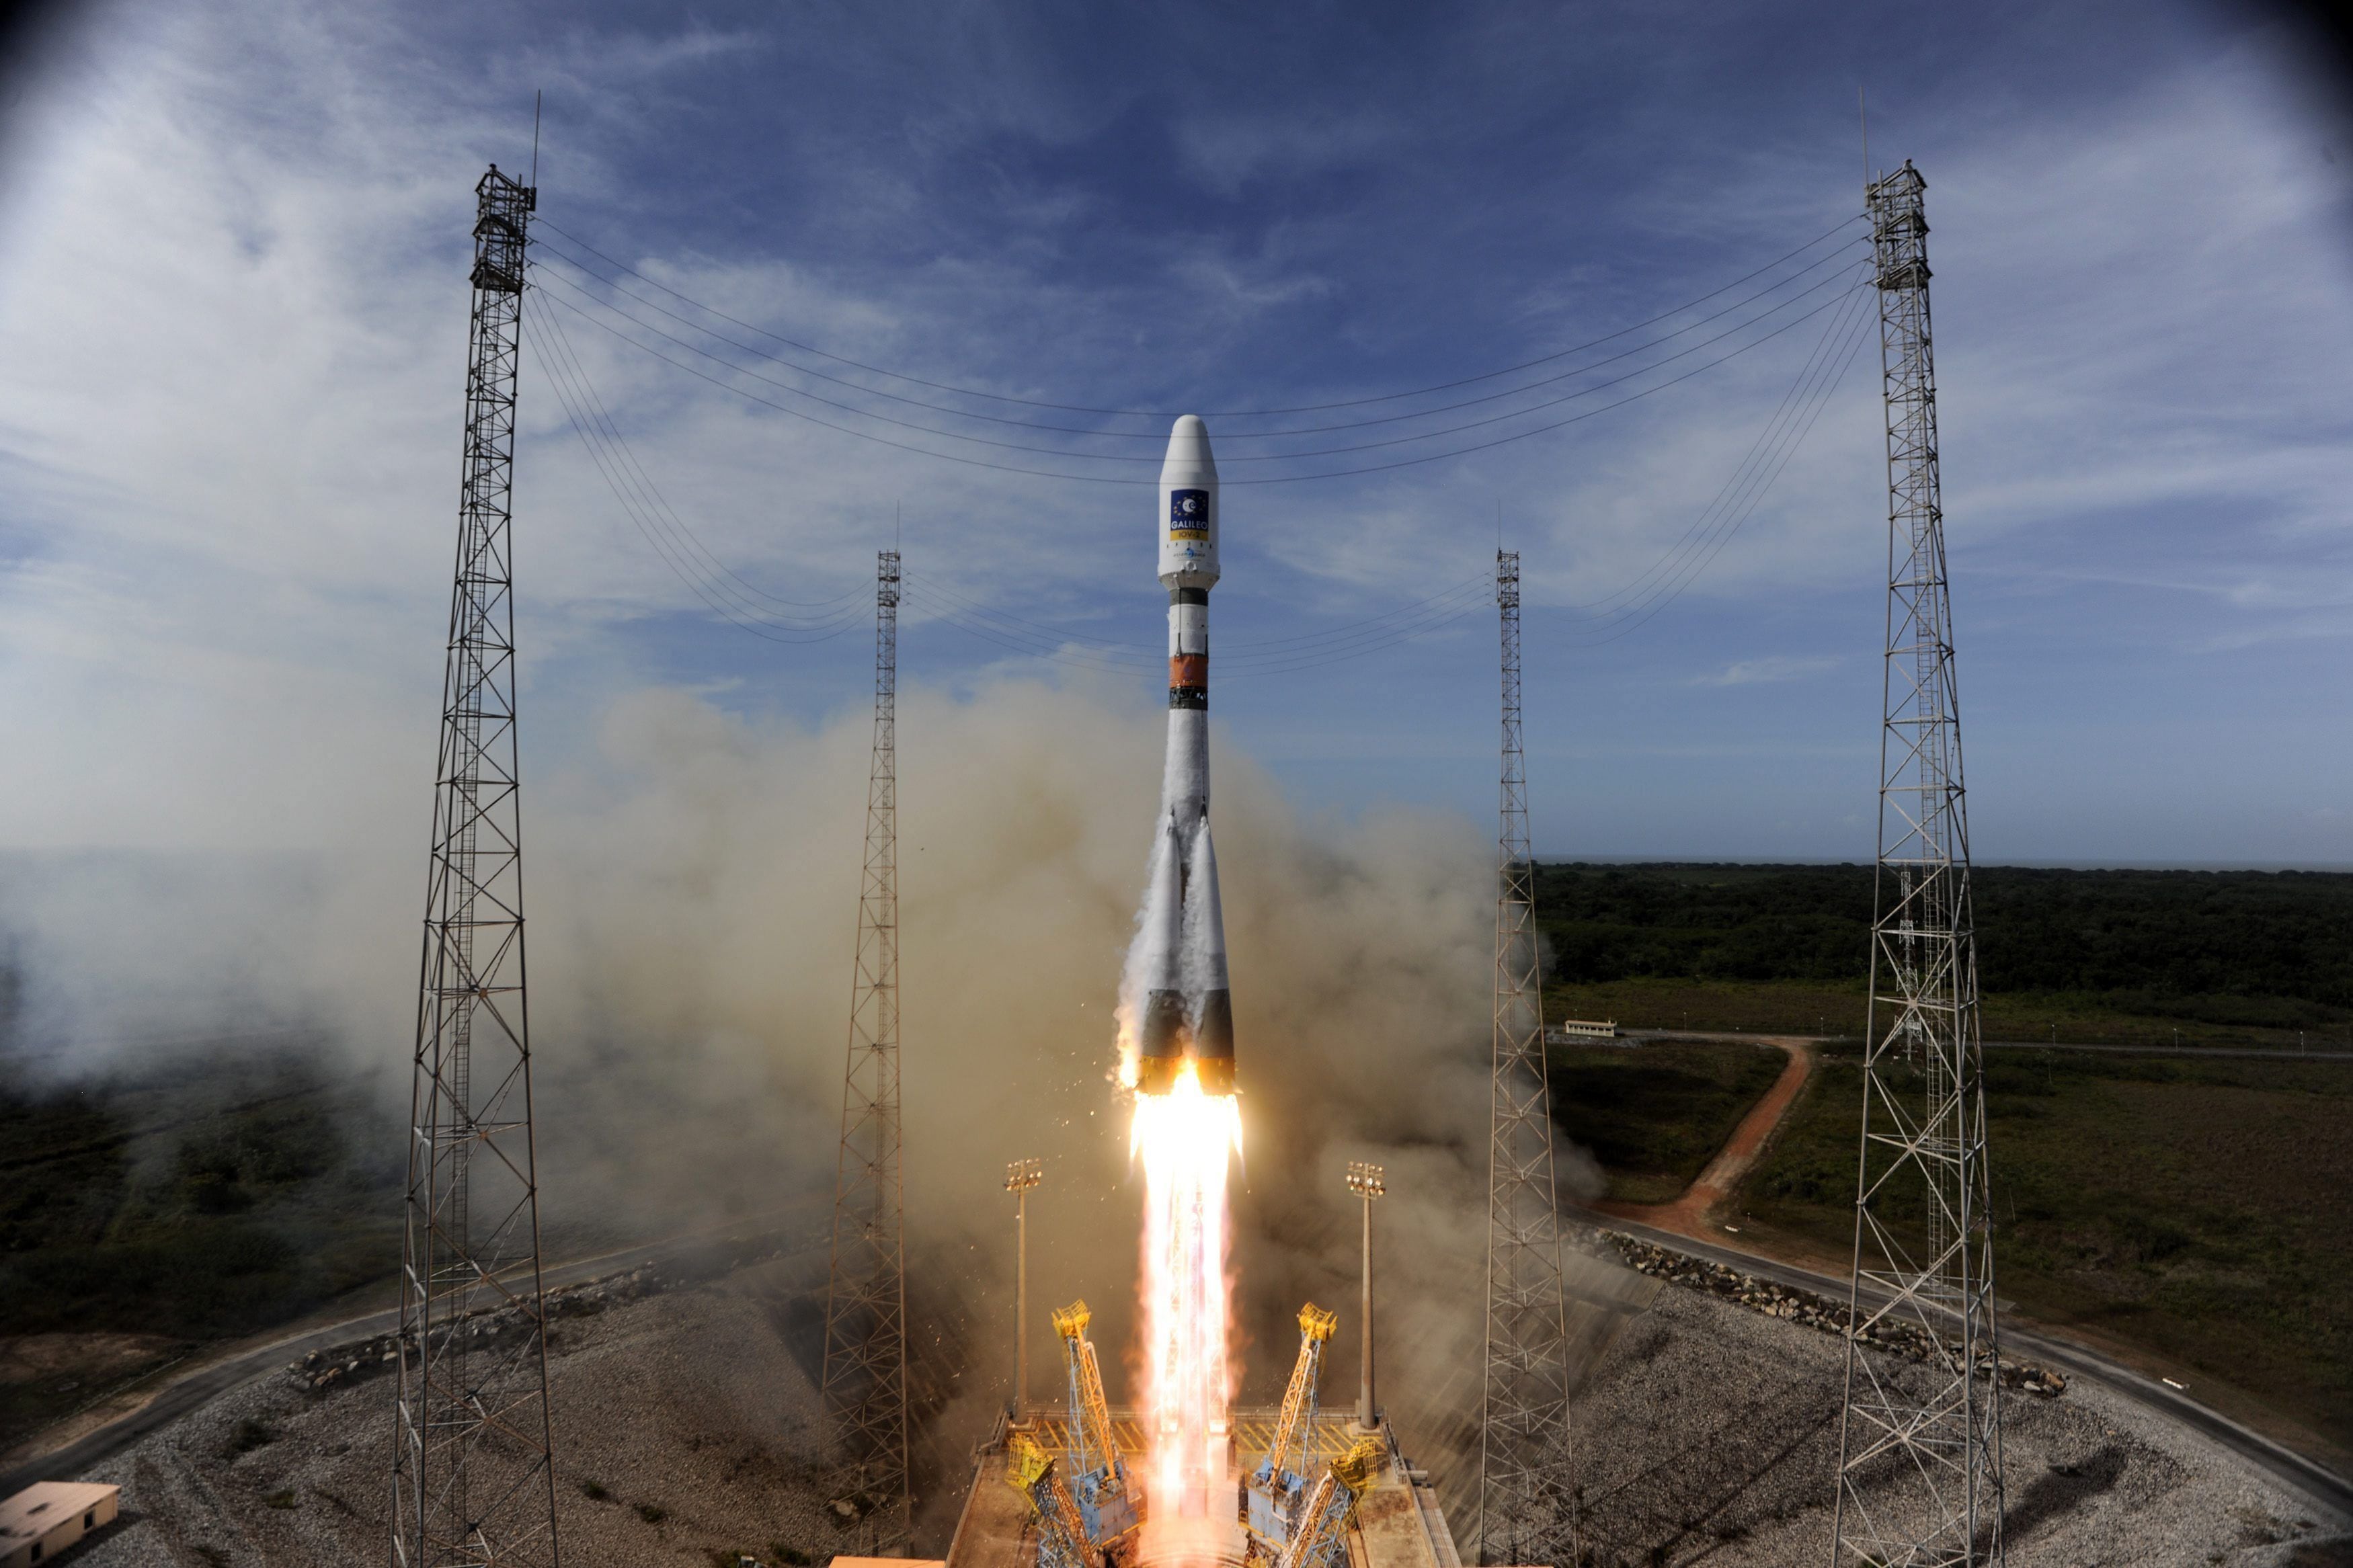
[3,0,2351,864]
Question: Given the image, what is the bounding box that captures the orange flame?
[1131,1061,1242,1545]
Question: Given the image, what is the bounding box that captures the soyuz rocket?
[1132,416,1235,1098]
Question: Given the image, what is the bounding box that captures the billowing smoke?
[0,671,1605,1534]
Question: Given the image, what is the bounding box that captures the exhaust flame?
[1131,1062,1242,1546]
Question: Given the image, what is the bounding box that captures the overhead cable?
[533,256,1858,464]
[530,231,1866,442]
[532,265,1867,486]
[534,210,1864,419]
[1557,278,1881,646]
[524,299,868,643]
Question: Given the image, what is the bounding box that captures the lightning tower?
[392,163,562,1568]
[1478,550,1574,1567]
[1831,161,2006,1567]
[822,550,912,1554]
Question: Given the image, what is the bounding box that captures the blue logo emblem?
[1169,489,1209,530]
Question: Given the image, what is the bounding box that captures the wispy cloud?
[1692,654,1838,688]
[1,0,2350,864]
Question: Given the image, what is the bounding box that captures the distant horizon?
[1531,855,2353,873]
[6,844,2353,876]
[5,5,2352,865]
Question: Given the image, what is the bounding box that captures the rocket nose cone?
[1162,415,1217,480]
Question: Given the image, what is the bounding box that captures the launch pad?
[943,1410,1463,1568]
[941,1297,1462,1568]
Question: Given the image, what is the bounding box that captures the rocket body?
[1134,416,1234,1098]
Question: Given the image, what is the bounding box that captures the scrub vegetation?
[1536,860,2353,1048]
[1544,1039,1785,1204]
[1531,863,2353,1460]
[1739,1048,2353,1458]
[0,1050,400,1451]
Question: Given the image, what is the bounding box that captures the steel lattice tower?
[822,550,912,1553]
[392,164,561,1568]
[1831,160,2005,1568]
[1478,550,1575,1568]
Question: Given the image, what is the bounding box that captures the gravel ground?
[46,1247,2353,1567]
[1570,1282,2353,1567]
[68,1255,854,1567]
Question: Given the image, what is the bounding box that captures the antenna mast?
[1831,159,2006,1567]
[823,548,912,1554]
[391,163,561,1568]
[1477,550,1575,1567]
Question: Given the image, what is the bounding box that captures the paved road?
[1579,1206,2353,1523]
[1629,1026,2353,1062]
[0,1211,823,1499]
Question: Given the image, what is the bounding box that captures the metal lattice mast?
[1478,550,1574,1567]
[1831,160,2005,1568]
[392,164,560,1568]
[822,550,911,1553]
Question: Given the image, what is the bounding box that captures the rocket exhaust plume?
[1121,416,1242,1562]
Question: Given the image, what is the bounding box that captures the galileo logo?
[1168,489,1210,534]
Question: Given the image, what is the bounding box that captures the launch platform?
[943,1410,1463,1568]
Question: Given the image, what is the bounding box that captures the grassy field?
[0,1051,400,1452]
[1736,1049,2353,1458]
[1544,1038,1786,1204]
[1532,864,2353,1462]
[1545,973,2353,1051]
[1536,862,2353,1050]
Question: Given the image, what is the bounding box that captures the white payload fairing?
[1132,415,1234,1097]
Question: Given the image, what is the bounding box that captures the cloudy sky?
[3,0,2351,866]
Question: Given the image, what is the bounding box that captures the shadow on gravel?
[1579,1360,1840,1565]
[1998,1444,2124,1548]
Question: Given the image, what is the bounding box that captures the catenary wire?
[532,296,867,623]
[914,579,1497,674]
[532,267,1866,487]
[529,297,869,635]
[532,255,1859,466]
[533,271,1870,666]
[531,314,854,643]
[516,220,1875,663]
[533,210,1864,419]
[1558,278,1880,646]
[525,302,869,642]
[893,272,1878,667]
[1567,276,1878,619]
[531,230,1868,442]
[1555,286,1874,639]
[898,578,1496,681]
[1228,276,1864,485]
[533,292,1489,671]
[895,565,1496,659]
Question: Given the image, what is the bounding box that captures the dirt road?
[1593,1036,1811,1239]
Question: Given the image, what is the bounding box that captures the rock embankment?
[1595,1229,2071,1400]
[286,1263,680,1392]
[282,1225,814,1396]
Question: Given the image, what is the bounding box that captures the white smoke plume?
[0,672,1603,1532]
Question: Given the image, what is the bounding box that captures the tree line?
[1531,862,2353,1009]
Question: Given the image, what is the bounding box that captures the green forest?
[1533,862,2353,1031]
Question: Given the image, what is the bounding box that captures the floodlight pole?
[1347,1161,1386,1430]
[1006,1157,1043,1423]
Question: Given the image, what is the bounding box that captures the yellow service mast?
[1275,1436,1388,1568]
[1053,1300,1143,1542]
[1006,1430,1094,1568]
[1246,1304,1338,1560]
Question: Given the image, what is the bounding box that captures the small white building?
[0,1482,119,1567]
[1545,1018,1621,1042]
